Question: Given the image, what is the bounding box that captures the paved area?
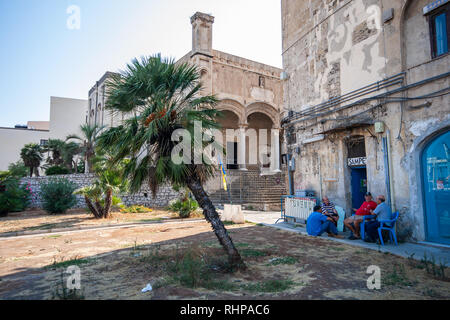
[242,211,450,266]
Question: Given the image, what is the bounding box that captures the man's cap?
[365,192,372,196]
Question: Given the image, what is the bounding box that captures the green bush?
[8,161,28,178]
[0,177,31,216]
[45,166,70,176]
[168,198,199,218]
[40,178,77,214]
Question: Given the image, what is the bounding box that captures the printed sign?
[348,157,367,167]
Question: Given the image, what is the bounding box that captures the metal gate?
[280,196,317,223]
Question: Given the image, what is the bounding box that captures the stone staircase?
[205,168,287,211]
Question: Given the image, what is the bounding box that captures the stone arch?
[216,99,246,125]
[246,103,279,128]
[408,118,450,241]
[245,102,280,128]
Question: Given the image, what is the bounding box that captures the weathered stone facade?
[282,0,450,243]
[21,174,182,209]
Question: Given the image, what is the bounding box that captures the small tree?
[20,143,43,177]
[74,153,127,219]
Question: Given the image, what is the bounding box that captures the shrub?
[45,166,70,176]
[40,178,77,214]
[8,161,28,178]
[0,177,31,216]
[168,198,199,218]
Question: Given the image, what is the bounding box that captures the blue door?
[422,129,450,245]
[351,167,367,210]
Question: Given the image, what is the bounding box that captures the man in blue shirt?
[307,205,343,238]
[364,195,392,242]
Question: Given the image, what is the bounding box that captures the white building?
[0,97,87,171]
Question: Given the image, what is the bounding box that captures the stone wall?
[21,174,183,209]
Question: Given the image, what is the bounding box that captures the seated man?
[321,196,339,226]
[307,205,343,238]
[344,192,377,240]
[364,195,392,243]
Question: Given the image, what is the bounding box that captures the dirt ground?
[0,209,190,236]
[0,220,448,300]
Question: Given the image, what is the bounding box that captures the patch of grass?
[384,264,417,287]
[235,243,251,248]
[420,253,447,280]
[242,279,295,293]
[241,249,268,257]
[120,205,153,213]
[267,256,298,266]
[134,218,164,223]
[48,258,91,269]
[46,234,62,239]
[328,246,346,252]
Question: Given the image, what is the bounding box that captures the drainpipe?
[387,129,396,212]
[382,136,392,210]
[288,154,293,195]
[383,129,396,212]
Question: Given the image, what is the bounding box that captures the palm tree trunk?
[103,189,113,219]
[84,196,101,219]
[187,177,245,270]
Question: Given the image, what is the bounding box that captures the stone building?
[86,12,286,209]
[281,0,450,244]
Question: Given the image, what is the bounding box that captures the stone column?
[239,125,248,171]
[271,127,281,173]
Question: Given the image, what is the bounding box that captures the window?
[40,139,48,146]
[429,3,449,58]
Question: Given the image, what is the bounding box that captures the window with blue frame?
[429,3,450,58]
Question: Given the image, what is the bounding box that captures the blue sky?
[0,0,282,127]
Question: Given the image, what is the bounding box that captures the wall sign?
[348,157,367,167]
[423,0,449,15]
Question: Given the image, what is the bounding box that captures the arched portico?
[215,100,281,172]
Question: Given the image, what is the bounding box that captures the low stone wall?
[21,174,182,209]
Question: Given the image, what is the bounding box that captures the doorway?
[351,167,367,209]
[421,129,450,244]
[347,137,367,210]
[227,142,238,170]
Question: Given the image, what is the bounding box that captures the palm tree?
[97,55,245,269]
[43,139,66,166]
[20,143,43,177]
[74,152,128,219]
[67,124,104,173]
[62,141,82,173]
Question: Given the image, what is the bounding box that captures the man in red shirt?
[344,192,377,239]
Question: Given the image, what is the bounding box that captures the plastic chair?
[378,211,399,246]
[335,206,346,232]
